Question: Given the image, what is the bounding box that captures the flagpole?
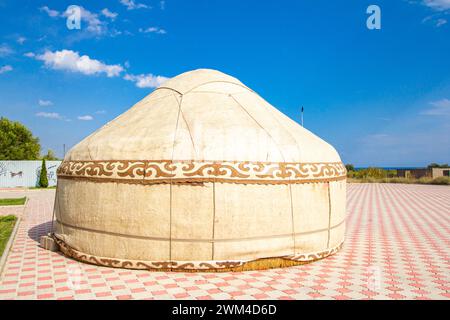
[301,106,304,127]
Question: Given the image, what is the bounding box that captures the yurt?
[53,69,346,272]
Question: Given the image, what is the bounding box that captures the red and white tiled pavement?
[0,184,449,300]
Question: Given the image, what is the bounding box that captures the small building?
[431,167,450,178]
[397,168,430,179]
[397,167,450,179]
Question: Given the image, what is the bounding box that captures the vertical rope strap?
[230,94,297,254]
[211,180,216,260]
[51,187,59,236]
[326,182,332,249]
[288,184,296,255]
[169,93,183,261]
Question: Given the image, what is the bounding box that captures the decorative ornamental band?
[53,234,344,272]
[57,160,346,185]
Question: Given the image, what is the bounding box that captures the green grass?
[348,176,450,185]
[29,186,56,190]
[0,197,26,206]
[0,215,17,257]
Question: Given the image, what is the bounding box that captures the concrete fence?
[0,160,62,188]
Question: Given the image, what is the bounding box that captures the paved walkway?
[0,184,449,300]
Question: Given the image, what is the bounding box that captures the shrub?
[366,167,387,179]
[431,177,450,185]
[39,159,48,188]
[347,170,359,178]
[351,167,387,179]
[386,170,397,178]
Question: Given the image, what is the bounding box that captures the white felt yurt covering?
[53,69,346,271]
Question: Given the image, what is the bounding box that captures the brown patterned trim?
[57,160,346,185]
[52,234,343,272]
[285,242,344,262]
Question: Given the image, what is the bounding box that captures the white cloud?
[40,6,60,17]
[17,36,26,45]
[35,49,124,77]
[24,52,35,58]
[101,8,118,20]
[124,73,169,88]
[421,13,448,27]
[41,6,109,36]
[419,1,450,26]
[62,6,105,35]
[95,110,107,114]
[436,18,448,26]
[77,115,94,121]
[38,99,53,107]
[0,44,13,57]
[422,0,450,11]
[110,29,123,37]
[120,0,150,10]
[36,112,62,119]
[422,98,450,116]
[139,26,167,34]
[0,65,13,74]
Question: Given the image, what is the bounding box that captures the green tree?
[0,117,40,160]
[42,149,59,160]
[427,163,449,168]
[39,159,49,188]
[345,164,355,172]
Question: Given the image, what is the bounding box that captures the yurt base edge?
[52,234,344,272]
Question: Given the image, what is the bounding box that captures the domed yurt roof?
[54,69,347,272]
[66,69,340,164]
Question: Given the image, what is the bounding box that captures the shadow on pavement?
[28,220,54,243]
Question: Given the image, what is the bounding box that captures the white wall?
[0,160,62,188]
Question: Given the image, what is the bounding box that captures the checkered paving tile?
[0,184,449,300]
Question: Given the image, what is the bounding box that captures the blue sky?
[0,0,449,166]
